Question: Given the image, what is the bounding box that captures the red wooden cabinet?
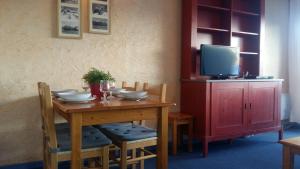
[248,82,280,130]
[211,82,248,136]
[181,80,283,157]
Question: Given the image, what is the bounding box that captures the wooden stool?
[280,137,300,169]
[168,112,193,155]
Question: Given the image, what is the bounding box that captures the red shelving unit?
[181,0,264,78]
[180,0,282,158]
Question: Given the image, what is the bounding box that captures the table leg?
[188,119,193,152]
[172,120,178,155]
[279,127,283,141]
[283,146,294,169]
[157,107,168,169]
[71,113,82,169]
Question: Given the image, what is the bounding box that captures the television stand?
[181,79,283,157]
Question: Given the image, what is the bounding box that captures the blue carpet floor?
[1,126,300,169]
[143,126,300,169]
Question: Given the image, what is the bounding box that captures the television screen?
[200,44,240,78]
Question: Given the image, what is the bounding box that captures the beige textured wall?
[264,0,289,92]
[0,0,181,165]
[264,0,290,119]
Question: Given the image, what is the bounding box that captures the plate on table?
[119,91,148,98]
[59,91,91,100]
[52,89,78,97]
[122,95,148,101]
[109,88,126,95]
[58,96,96,103]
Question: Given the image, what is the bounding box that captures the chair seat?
[94,123,157,141]
[51,126,112,152]
[168,112,193,120]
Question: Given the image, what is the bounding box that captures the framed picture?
[57,0,82,38]
[89,0,111,34]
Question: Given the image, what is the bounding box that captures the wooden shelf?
[182,0,263,79]
[233,31,259,36]
[240,52,259,55]
[198,27,229,32]
[232,10,260,16]
[198,4,230,11]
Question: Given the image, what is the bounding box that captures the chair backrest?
[138,82,167,126]
[37,82,57,149]
[122,81,140,91]
[143,82,167,102]
[121,81,167,102]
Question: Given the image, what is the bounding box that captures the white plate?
[120,91,148,98]
[52,89,78,96]
[59,92,91,100]
[109,88,126,95]
[122,95,148,101]
[58,96,96,103]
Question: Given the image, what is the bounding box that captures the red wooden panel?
[232,0,260,13]
[231,14,260,33]
[181,0,198,79]
[197,9,229,29]
[197,31,230,48]
[248,82,279,129]
[181,81,209,138]
[239,55,259,76]
[211,82,248,136]
[231,35,259,53]
[198,0,230,8]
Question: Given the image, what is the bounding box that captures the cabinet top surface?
[182,79,284,83]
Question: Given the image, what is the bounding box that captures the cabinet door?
[211,82,248,136]
[248,82,279,130]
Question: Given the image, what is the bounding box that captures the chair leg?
[102,146,109,169]
[140,147,144,169]
[132,149,136,169]
[43,139,48,169]
[172,120,178,155]
[188,120,193,152]
[120,142,127,169]
[50,153,58,169]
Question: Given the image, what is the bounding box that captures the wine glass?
[100,80,110,103]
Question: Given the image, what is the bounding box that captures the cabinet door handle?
[250,103,252,110]
[244,103,247,110]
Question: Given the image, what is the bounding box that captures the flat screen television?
[200,44,240,79]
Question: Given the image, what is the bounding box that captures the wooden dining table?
[280,137,300,169]
[53,96,174,169]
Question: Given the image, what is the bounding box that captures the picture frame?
[57,0,82,39]
[89,0,111,34]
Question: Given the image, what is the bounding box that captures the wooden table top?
[53,96,175,113]
[280,137,300,147]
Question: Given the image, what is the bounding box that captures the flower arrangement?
[83,67,115,84]
[82,67,115,98]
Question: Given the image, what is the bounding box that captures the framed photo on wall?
[57,0,82,38]
[89,0,111,34]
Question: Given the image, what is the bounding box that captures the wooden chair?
[96,82,167,169]
[37,82,111,169]
[280,137,300,169]
[168,112,193,155]
[122,81,140,91]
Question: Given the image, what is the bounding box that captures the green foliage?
[82,67,115,84]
